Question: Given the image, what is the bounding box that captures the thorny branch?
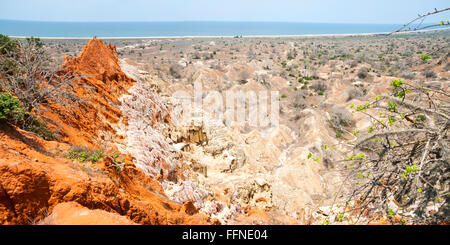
[386,8,450,36]
[339,78,449,224]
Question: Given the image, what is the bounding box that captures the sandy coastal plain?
[48,29,449,223]
[1,28,448,225]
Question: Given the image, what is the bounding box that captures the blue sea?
[0,20,440,38]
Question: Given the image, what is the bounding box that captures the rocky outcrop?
[44,38,136,147]
[117,54,351,224]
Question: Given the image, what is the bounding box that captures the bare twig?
[386,8,450,36]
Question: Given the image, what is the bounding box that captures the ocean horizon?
[0,19,430,38]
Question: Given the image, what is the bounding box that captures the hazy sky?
[1,0,449,24]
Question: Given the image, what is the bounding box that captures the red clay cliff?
[0,38,210,225]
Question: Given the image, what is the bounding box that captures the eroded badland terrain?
[1,30,449,225]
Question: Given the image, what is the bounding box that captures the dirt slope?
[0,39,210,225]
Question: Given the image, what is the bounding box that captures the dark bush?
[310,80,327,92]
[423,70,437,78]
[0,92,56,140]
[330,107,352,127]
[169,64,183,79]
[293,92,307,109]
[0,34,18,54]
[345,88,364,101]
[357,67,368,79]
[0,92,21,120]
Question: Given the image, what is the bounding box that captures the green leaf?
[420,53,430,61]
[391,79,403,88]
[358,172,363,179]
[337,214,344,222]
[406,165,412,173]
[388,208,395,218]
[396,90,406,98]
[387,101,397,112]
[388,116,397,126]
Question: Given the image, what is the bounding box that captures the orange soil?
[0,39,210,225]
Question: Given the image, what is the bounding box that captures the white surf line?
[8,27,450,40]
